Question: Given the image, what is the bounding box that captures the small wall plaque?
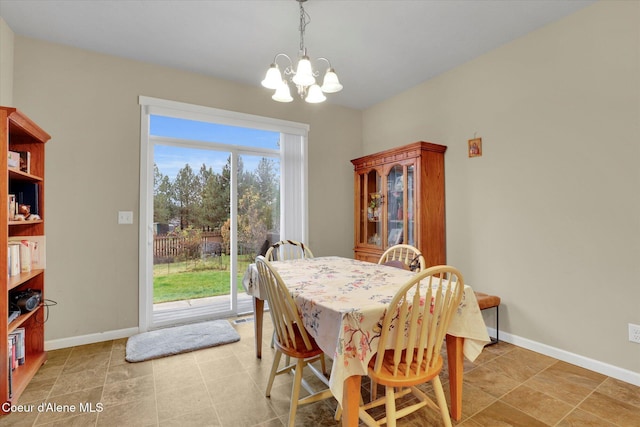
[468,137,482,158]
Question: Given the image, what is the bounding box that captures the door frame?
[138,96,308,332]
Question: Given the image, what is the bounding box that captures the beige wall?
[0,17,14,106]
[10,37,361,342]
[363,0,640,375]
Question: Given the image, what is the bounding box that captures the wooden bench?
[474,292,501,345]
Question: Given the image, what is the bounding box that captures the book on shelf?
[10,328,25,366]
[8,194,16,220]
[8,334,17,371]
[8,235,46,270]
[7,343,12,398]
[19,240,31,273]
[8,242,21,277]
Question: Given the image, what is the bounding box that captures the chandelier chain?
[298,1,310,54]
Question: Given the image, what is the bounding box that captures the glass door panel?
[357,172,365,245]
[386,165,404,247]
[152,144,233,323]
[406,165,415,246]
[237,154,280,313]
[365,170,382,247]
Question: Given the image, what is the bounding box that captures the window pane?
[150,115,280,149]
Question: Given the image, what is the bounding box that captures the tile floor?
[2,315,639,426]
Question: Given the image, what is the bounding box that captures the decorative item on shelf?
[10,181,39,216]
[261,0,343,103]
[388,228,403,246]
[17,151,30,173]
[368,192,382,222]
[14,204,39,221]
[7,151,20,171]
[18,204,30,219]
[394,175,404,192]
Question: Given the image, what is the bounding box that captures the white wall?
[0,17,14,106]
[363,0,640,376]
[9,37,361,343]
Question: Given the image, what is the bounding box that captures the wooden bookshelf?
[0,107,50,412]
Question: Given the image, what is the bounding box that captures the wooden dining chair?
[265,240,314,354]
[265,239,314,261]
[255,256,335,427]
[359,265,465,427]
[378,244,426,272]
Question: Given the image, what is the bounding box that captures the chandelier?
[261,0,343,103]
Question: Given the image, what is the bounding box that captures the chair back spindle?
[378,244,426,272]
[265,240,314,262]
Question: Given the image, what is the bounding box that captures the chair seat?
[368,350,443,388]
[382,260,410,270]
[274,323,325,360]
[474,292,500,309]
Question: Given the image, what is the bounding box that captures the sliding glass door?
[139,97,307,331]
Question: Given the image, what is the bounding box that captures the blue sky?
[151,115,280,180]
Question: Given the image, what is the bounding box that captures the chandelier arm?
[273,53,294,74]
[317,57,332,70]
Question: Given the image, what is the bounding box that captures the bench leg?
[486,305,499,346]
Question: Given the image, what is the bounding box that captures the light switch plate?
[118,211,133,224]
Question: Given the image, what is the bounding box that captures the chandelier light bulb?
[292,56,315,87]
[261,64,283,89]
[272,81,294,103]
[305,84,326,103]
[320,68,343,93]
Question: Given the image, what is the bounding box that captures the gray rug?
[125,319,240,363]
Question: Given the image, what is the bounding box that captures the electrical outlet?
[629,323,640,344]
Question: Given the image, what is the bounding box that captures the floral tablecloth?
[242,256,490,403]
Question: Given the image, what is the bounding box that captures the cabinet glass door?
[386,165,404,246]
[406,165,415,246]
[359,169,382,247]
[386,164,416,248]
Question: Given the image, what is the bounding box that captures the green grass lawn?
[153,255,252,303]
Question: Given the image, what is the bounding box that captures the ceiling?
[0,0,596,110]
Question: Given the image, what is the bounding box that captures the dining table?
[242,256,490,426]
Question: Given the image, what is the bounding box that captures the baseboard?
[45,327,139,351]
[490,327,640,387]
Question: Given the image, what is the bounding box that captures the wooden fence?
[154,231,223,260]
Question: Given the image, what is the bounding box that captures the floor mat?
[125,319,240,362]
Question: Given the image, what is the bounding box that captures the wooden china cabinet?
[351,141,447,266]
